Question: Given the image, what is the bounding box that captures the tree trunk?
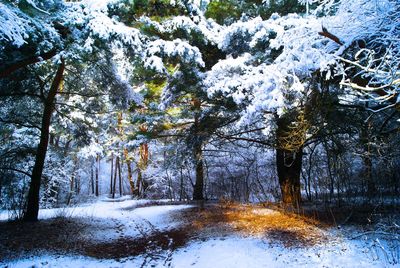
[124,148,135,195]
[110,154,114,195]
[112,157,118,199]
[192,142,204,200]
[90,158,95,195]
[179,167,184,201]
[276,148,303,206]
[118,156,122,196]
[95,154,99,197]
[136,138,149,197]
[191,97,204,201]
[275,109,308,207]
[24,60,65,222]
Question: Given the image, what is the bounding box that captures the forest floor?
[0,198,399,267]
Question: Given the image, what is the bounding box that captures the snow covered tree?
[205,0,400,205]
[0,0,143,220]
[122,0,240,200]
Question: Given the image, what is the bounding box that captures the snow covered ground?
[0,199,398,267]
[0,198,192,242]
[2,237,389,268]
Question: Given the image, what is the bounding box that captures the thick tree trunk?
[24,60,65,222]
[192,142,204,200]
[276,148,303,206]
[191,97,204,201]
[275,110,307,207]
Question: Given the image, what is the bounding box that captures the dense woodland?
[0,0,399,223]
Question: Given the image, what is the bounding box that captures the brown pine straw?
[178,202,328,247]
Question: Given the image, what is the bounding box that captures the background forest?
[0,0,399,223]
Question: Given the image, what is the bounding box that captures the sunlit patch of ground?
[173,202,327,247]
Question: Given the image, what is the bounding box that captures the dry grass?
[175,202,327,247]
[83,228,191,260]
[0,217,90,261]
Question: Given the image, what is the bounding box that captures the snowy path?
[0,200,397,268]
[2,234,389,268]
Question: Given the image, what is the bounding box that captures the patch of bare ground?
[170,202,328,248]
[0,217,90,261]
[84,228,191,259]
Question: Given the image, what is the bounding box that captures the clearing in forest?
[0,199,397,267]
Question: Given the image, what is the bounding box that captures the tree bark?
[179,167,184,201]
[95,154,99,197]
[192,98,204,201]
[110,154,114,195]
[112,157,118,199]
[136,139,149,197]
[124,148,135,195]
[24,60,65,222]
[192,142,204,200]
[117,156,122,196]
[90,158,95,195]
[136,169,142,196]
[276,148,303,206]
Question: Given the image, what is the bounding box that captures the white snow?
[0,198,190,224]
[0,3,30,48]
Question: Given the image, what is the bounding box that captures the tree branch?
[0,167,31,177]
[0,50,57,79]
[318,26,343,46]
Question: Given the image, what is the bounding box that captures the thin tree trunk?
[90,158,95,195]
[136,169,142,196]
[136,138,149,197]
[67,171,75,206]
[24,60,65,222]
[73,157,79,195]
[95,154,99,197]
[112,157,118,199]
[179,167,184,201]
[124,148,135,195]
[110,153,114,195]
[117,156,122,196]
